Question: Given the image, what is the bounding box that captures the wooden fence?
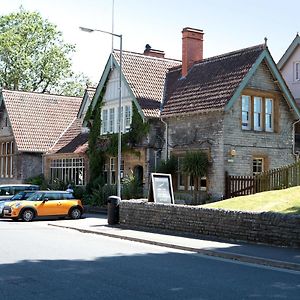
[225,160,300,198]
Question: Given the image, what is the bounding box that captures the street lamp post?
[80,26,123,198]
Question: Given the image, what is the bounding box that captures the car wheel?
[21,209,34,222]
[70,207,82,220]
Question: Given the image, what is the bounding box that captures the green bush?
[156,156,177,175]
[25,174,49,189]
[122,174,143,199]
[87,184,117,207]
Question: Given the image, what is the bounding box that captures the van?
[0,184,40,201]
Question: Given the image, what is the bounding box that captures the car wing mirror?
[42,198,49,202]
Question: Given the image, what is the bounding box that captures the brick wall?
[119,200,300,247]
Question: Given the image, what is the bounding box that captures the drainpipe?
[292,119,300,160]
[160,118,169,161]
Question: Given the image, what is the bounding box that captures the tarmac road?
[0,217,299,300]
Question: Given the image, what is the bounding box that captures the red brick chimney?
[144,44,165,58]
[182,27,204,77]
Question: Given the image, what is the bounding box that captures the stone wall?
[166,111,225,199]
[119,200,300,247]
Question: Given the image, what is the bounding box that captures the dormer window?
[295,62,300,81]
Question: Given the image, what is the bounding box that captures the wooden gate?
[225,171,255,198]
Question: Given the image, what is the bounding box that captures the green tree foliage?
[0,7,89,96]
[156,156,177,175]
[182,151,209,189]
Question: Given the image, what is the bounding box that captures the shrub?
[122,174,143,199]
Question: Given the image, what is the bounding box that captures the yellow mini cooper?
[2,191,83,222]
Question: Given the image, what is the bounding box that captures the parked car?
[0,184,39,201]
[0,190,36,217]
[2,191,83,222]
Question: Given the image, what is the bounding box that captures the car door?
[57,193,72,215]
[35,192,61,216]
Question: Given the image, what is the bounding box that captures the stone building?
[161,28,300,200]
[43,87,95,186]
[86,48,180,190]
[278,34,300,151]
[0,89,82,184]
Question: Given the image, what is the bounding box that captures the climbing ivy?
[86,87,149,190]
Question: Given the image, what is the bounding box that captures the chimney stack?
[144,44,165,58]
[182,27,204,77]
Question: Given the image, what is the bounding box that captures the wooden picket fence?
[225,160,300,198]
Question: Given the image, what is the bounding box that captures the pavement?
[48,213,300,272]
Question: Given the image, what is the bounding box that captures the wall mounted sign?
[148,173,174,204]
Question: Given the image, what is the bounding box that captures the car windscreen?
[11,192,26,200]
[26,193,44,201]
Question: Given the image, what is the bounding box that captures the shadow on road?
[0,251,299,299]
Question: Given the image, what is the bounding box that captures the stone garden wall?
[119,200,300,247]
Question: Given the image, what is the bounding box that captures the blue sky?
[1,0,300,83]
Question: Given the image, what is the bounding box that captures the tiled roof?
[113,50,181,118]
[162,44,265,117]
[48,118,88,154]
[1,89,82,152]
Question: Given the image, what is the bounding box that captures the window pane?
[109,108,115,132]
[253,158,264,175]
[265,98,273,132]
[242,95,251,130]
[102,109,108,133]
[254,97,262,131]
[296,62,300,81]
[125,105,131,130]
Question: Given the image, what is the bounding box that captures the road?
[0,218,299,300]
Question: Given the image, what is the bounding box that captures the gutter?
[160,118,169,161]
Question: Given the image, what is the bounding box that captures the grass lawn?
[202,186,300,215]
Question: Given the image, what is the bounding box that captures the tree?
[0,7,89,96]
[182,151,209,203]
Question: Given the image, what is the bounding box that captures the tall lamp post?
[80,26,123,198]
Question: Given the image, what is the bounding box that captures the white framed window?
[265,98,273,132]
[295,62,300,81]
[125,105,131,130]
[109,108,115,133]
[253,158,264,175]
[120,159,124,179]
[50,158,85,186]
[102,104,132,135]
[253,96,262,131]
[102,109,108,133]
[242,95,251,130]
